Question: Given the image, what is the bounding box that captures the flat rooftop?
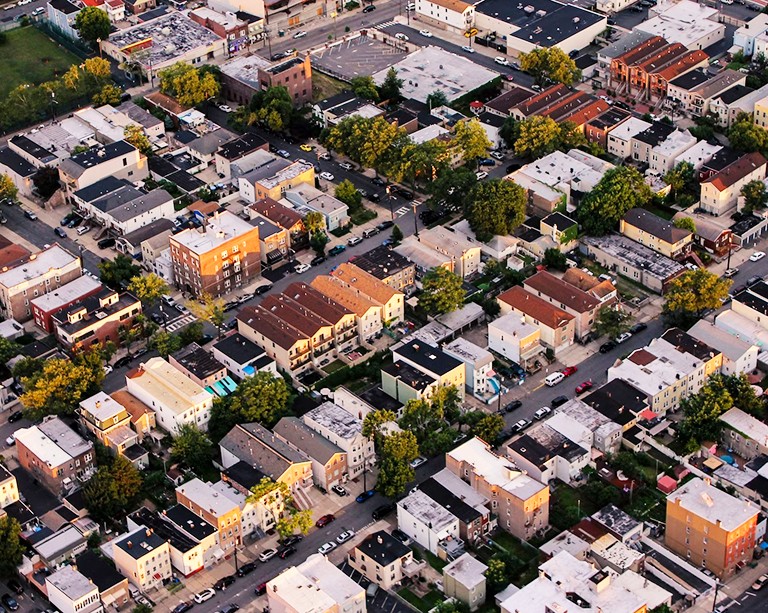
[127,357,212,416]
[372,46,498,104]
[668,477,758,531]
[0,245,78,289]
[304,401,362,441]
[171,211,256,255]
[582,234,685,280]
[30,275,102,313]
[399,488,458,532]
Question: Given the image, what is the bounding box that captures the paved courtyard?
[311,33,408,80]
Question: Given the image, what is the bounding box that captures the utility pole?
[412,201,419,237]
[362,459,367,492]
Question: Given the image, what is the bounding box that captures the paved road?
[0,0,46,23]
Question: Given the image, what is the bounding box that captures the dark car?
[372,503,395,520]
[60,213,75,226]
[356,489,375,503]
[98,237,116,249]
[67,216,83,228]
[54,227,67,239]
[551,395,569,408]
[599,340,617,353]
[504,400,522,413]
[328,244,346,256]
[371,177,387,186]
[0,596,18,613]
[236,561,257,577]
[477,158,496,167]
[396,188,414,200]
[22,210,36,221]
[171,603,193,613]
[222,605,240,613]
[5,581,21,596]
[311,255,326,266]
[255,583,268,596]
[629,322,647,334]
[278,546,297,559]
[255,283,273,295]
[392,529,410,544]
[7,412,22,423]
[113,356,132,368]
[316,514,335,528]
[369,193,381,203]
[362,4,376,11]
[506,163,521,174]
[280,534,303,547]
[214,575,237,591]
[376,220,395,231]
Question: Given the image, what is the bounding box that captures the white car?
[218,104,233,113]
[409,456,427,469]
[293,30,307,38]
[104,365,113,375]
[461,45,476,54]
[319,171,335,181]
[750,251,766,262]
[318,542,337,555]
[259,548,277,562]
[534,407,552,420]
[494,56,510,66]
[395,33,409,41]
[405,2,415,10]
[419,29,433,37]
[294,263,311,274]
[490,151,504,160]
[476,171,488,180]
[336,530,355,544]
[193,589,216,604]
[347,236,363,246]
[339,162,354,170]
[5,434,15,446]
[614,332,632,344]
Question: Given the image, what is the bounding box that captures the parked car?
[5,435,14,447]
[7,412,22,423]
[372,503,395,520]
[533,407,551,420]
[328,244,346,256]
[551,395,569,408]
[98,237,116,249]
[347,236,363,246]
[214,576,236,591]
[113,356,132,368]
[318,542,337,555]
[490,151,505,160]
[339,162,354,170]
[171,602,193,613]
[254,583,268,596]
[461,45,475,53]
[22,209,37,221]
[276,149,291,158]
[293,30,307,38]
[599,340,617,353]
[336,530,355,544]
[504,400,522,413]
[356,490,375,503]
[419,29,433,37]
[614,332,632,344]
[221,605,240,613]
[316,514,336,528]
[392,529,410,544]
[724,268,738,278]
[371,177,387,186]
[54,227,67,238]
[278,546,297,559]
[331,484,347,496]
[561,366,578,377]
[629,322,647,334]
[319,171,335,181]
[395,187,414,200]
[294,263,311,274]
[394,32,409,41]
[376,220,394,231]
[475,171,488,180]
[751,574,768,591]
[750,251,765,261]
[237,561,257,577]
[362,4,376,11]
[747,275,763,287]
[409,456,426,469]
[258,548,277,562]
[511,419,530,433]
[478,158,495,167]
[575,380,593,394]
[217,103,233,113]
[494,56,510,65]
[194,589,216,603]
[311,255,326,266]
[318,152,332,160]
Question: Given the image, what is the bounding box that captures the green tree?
[310,231,329,256]
[83,57,112,80]
[127,273,169,306]
[427,167,477,212]
[172,423,213,469]
[248,477,291,504]
[472,413,505,445]
[466,179,526,241]
[133,605,153,613]
[741,179,768,214]
[577,166,652,236]
[485,557,508,594]
[150,329,182,358]
[326,116,402,171]
[673,217,697,233]
[158,62,220,107]
[83,455,142,522]
[729,113,768,154]
[520,47,581,85]
[664,161,698,206]
[179,321,204,346]
[124,125,152,156]
[74,7,110,48]
[593,305,633,339]
[426,90,448,108]
[362,409,397,448]
[304,211,325,234]
[391,224,403,246]
[93,83,122,106]
[677,374,734,448]
[276,509,313,538]
[420,267,465,315]
[187,292,226,337]
[32,167,61,199]
[376,430,419,497]
[514,115,562,159]
[350,76,379,101]
[500,116,519,150]
[381,135,447,186]
[431,385,463,423]
[99,254,141,291]
[452,118,492,163]
[378,67,403,102]
[399,398,444,443]
[0,174,18,203]
[249,86,294,132]
[0,336,21,364]
[20,357,104,420]
[0,516,23,578]
[335,179,363,210]
[543,248,568,271]
[722,373,765,419]
[12,357,42,381]
[663,269,731,327]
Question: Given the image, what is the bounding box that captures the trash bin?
[278,29,285,37]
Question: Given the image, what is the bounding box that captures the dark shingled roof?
[623,208,691,244]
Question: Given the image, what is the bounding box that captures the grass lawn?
[491,532,538,562]
[424,550,448,572]
[323,359,346,374]
[0,27,80,99]
[312,71,347,102]
[397,588,443,613]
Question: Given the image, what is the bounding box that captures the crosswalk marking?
[166,314,197,333]
[371,20,396,30]
[395,206,409,217]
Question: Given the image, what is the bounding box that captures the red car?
[561,366,578,377]
[316,514,336,528]
[575,380,593,394]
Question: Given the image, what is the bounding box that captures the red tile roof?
[705,152,767,192]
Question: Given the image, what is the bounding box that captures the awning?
[213,381,228,396]
[205,386,217,396]
[222,376,237,392]
[266,249,283,263]
[703,456,723,470]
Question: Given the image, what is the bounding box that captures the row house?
[710,83,768,128]
[111,528,172,593]
[620,208,693,260]
[31,275,102,333]
[310,275,382,342]
[188,7,250,56]
[247,197,308,251]
[700,151,767,216]
[666,68,746,117]
[175,478,242,555]
[331,262,405,324]
[58,141,148,200]
[79,392,148,468]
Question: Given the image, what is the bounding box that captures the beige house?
[311,275,383,342]
[348,531,424,590]
[175,478,243,554]
[237,305,312,375]
[487,314,545,371]
[620,208,693,260]
[274,417,347,491]
[0,464,19,509]
[111,528,172,593]
[58,141,148,199]
[417,226,482,279]
[700,152,767,216]
[523,271,600,341]
[443,553,488,612]
[79,392,147,468]
[331,262,405,324]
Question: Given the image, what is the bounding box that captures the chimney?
[127,541,133,548]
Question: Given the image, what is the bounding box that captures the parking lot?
[311,33,408,80]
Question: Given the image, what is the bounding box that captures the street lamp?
[331,12,337,39]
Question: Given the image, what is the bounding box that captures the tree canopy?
[379,68,403,102]
[350,76,379,101]
[99,254,141,291]
[376,431,419,497]
[514,117,584,159]
[673,217,696,233]
[127,273,169,306]
[451,119,492,163]
[124,125,152,156]
[335,179,363,210]
[187,292,226,337]
[520,47,581,85]
[593,305,632,340]
[172,423,213,469]
[0,174,18,203]
[83,455,143,522]
[466,178,526,241]
[577,166,652,236]
[0,516,23,578]
[663,268,731,328]
[20,356,104,420]
[741,179,768,214]
[248,86,294,132]
[728,113,768,155]
[74,7,111,47]
[419,267,465,315]
[158,62,220,107]
[427,166,477,213]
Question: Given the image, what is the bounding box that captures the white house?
[688,320,759,376]
[397,489,460,555]
[46,567,103,613]
[443,337,495,398]
[415,0,475,33]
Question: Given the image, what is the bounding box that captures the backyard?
[0,27,80,99]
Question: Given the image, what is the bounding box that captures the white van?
[545,372,565,387]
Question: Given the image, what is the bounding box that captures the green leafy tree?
[187,292,226,337]
[179,321,204,346]
[20,357,104,420]
[362,409,397,448]
[376,430,419,498]
[172,423,213,469]
[729,113,768,154]
[74,7,110,48]
[93,83,122,106]
[577,166,652,236]
[391,224,403,246]
[431,385,463,423]
[664,161,698,206]
[310,231,329,255]
[593,305,633,339]
[520,47,581,85]
[673,217,697,233]
[514,116,563,159]
[472,414,505,445]
[426,90,448,108]
[124,125,152,156]
[127,273,169,306]
[326,116,402,171]
[350,76,379,101]
[304,211,325,234]
[335,179,363,210]
[12,357,42,381]
[500,116,519,150]
[427,167,477,212]
[249,86,294,132]
[663,269,731,327]
[0,174,18,203]
[150,329,183,358]
[420,267,465,315]
[543,248,568,271]
[722,373,765,419]
[99,255,141,291]
[381,135,447,186]
[452,118,492,163]
[32,167,61,199]
[466,179,526,242]
[677,374,734,448]
[159,62,220,107]
[0,516,23,578]
[248,477,292,504]
[399,398,444,443]
[0,337,21,365]
[378,67,403,102]
[83,455,142,522]
[133,605,153,613]
[485,557,508,594]
[276,509,313,538]
[741,179,768,214]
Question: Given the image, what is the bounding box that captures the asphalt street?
[0,0,46,23]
